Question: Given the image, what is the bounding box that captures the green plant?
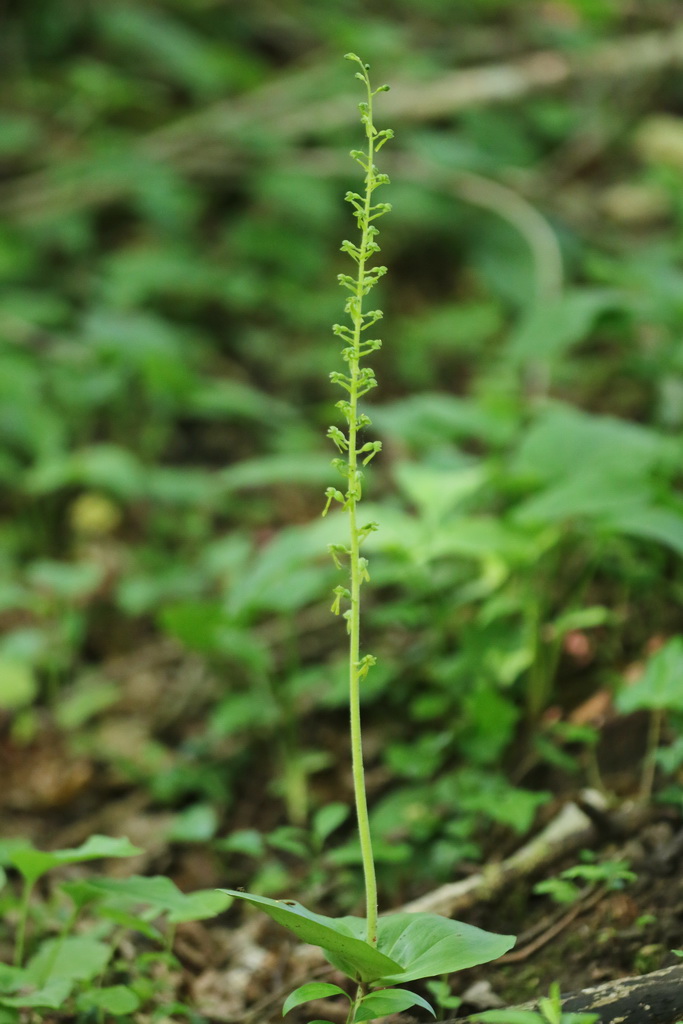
[616,636,683,799]
[533,852,636,906]
[472,982,599,1024]
[0,834,231,1021]
[424,977,462,1020]
[219,54,514,1024]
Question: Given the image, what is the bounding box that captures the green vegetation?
[534,853,636,906]
[223,56,513,1024]
[2,2,683,1021]
[0,835,230,1019]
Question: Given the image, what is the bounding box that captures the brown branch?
[396,795,652,919]
[445,963,683,1024]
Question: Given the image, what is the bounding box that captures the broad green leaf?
[55,677,119,730]
[506,289,620,366]
[394,461,485,522]
[10,835,142,885]
[168,803,218,842]
[0,980,71,1010]
[282,983,349,1016]
[215,829,265,858]
[85,875,233,922]
[25,937,111,987]
[217,890,402,983]
[549,606,612,637]
[510,405,672,485]
[27,445,146,500]
[513,471,645,525]
[312,803,350,846]
[371,393,514,449]
[159,601,228,653]
[77,985,141,1015]
[0,964,24,993]
[166,888,233,923]
[95,905,164,941]
[603,506,683,557]
[616,637,683,713]
[221,892,513,985]
[25,560,104,600]
[374,912,515,984]
[0,660,37,711]
[355,987,435,1022]
[218,453,332,491]
[189,380,294,425]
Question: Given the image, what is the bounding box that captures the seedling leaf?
[616,636,683,713]
[25,936,111,987]
[355,987,435,1021]
[10,835,141,885]
[77,985,141,1015]
[282,983,349,1015]
[83,874,233,922]
[0,980,72,1010]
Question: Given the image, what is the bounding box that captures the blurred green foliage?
[2,0,683,906]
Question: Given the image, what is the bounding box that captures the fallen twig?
[397,794,651,918]
[445,963,683,1024]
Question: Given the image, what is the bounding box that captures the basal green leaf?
[0,980,71,1010]
[166,888,233,923]
[374,912,515,983]
[603,506,683,557]
[394,461,485,523]
[513,470,645,525]
[616,636,683,713]
[221,893,513,985]
[0,965,24,994]
[355,986,435,1022]
[312,802,350,846]
[77,985,141,1015]
[10,835,141,885]
[0,660,37,711]
[506,289,620,367]
[168,803,219,842]
[95,905,165,941]
[510,405,671,485]
[218,890,402,983]
[282,982,349,1016]
[25,936,111,987]
[85,874,233,922]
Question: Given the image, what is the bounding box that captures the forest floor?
[1,638,682,1023]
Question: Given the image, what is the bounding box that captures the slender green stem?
[324,54,392,949]
[347,981,368,1024]
[348,486,378,945]
[349,66,379,948]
